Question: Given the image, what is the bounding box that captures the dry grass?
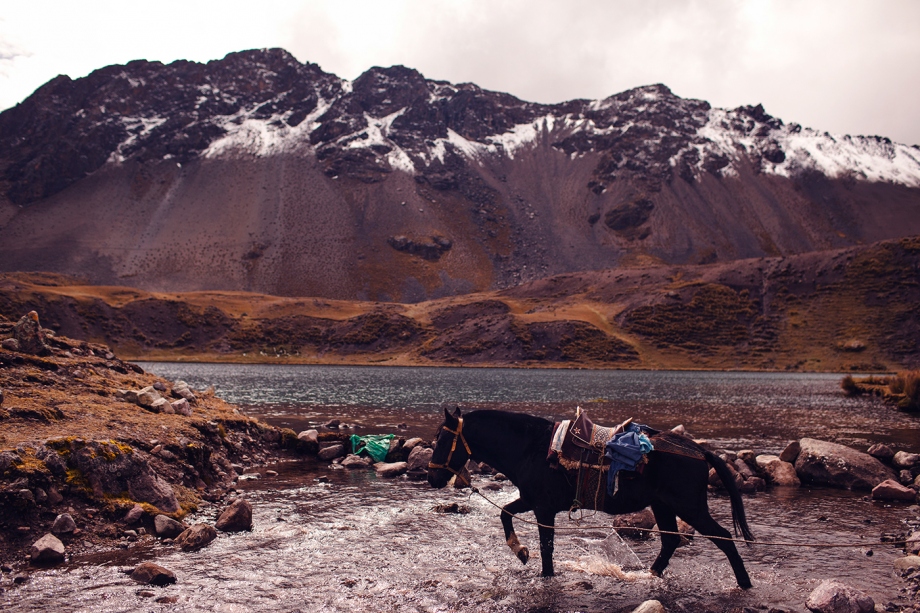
[889,370,920,412]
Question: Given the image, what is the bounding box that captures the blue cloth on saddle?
[604,424,654,495]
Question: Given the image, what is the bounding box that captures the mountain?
[2,48,919,301]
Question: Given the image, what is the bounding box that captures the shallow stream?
[4,365,919,612]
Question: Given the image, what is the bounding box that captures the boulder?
[893,451,920,469]
[136,387,162,409]
[794,438,896,490]
[215,499,253,532]
[403,437,424,451]
[733,458,755,480]
[130,562,177,586]
[375,462,408,478]
[779,440,801,463]
[30,533,65,564]
[615,508,656,539]
[407,446,433,472]
[318,444,346,461]
[755,455,801,487]
[1,338,20,351]
[342,454,373,469]
[149,397,170,413]
[871,479,916,501]
[154,514,188,539]
[174,524,218,551]
[805,579,874,613]
[297,430,319,445]
[123,504,145,525]
[866,443,895,462]
[170,398,191,416]
[51,513,76,535]
[13,312,51,355]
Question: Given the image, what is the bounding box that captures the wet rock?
[13,312,51,356]
[374,461,408,478]
[297,429,319,445]
[124,504,145,525]
[805,579,874,613]
[733,458,755,480]
[615,508,656,539]
[871,479,917,501]
[324,419,341,429]
[631,600,665,613]
[402,437,424,451]
[755,454,801,487]
[893,451,920,469]
[318,444,346,461]
[407,446,433,472]
[432,502,470,514]
[867,443,895,462]
[174,524,218,551]
[130,562,177,586]
[30,533,65,564]
[795,438,896,490]
[899,469,914,485]
[780,440,801,463]
[154,514,188,539]
[51,513,76,535]
[342,454,373,469]
[215,499,253,532]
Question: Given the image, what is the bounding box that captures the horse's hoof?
[738,579,753,590]
[517,547,529,564]
[649,569,662,578]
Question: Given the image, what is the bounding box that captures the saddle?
[550,407,635,470]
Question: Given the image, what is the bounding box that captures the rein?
[428,418,473,488]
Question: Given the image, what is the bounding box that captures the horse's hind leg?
[683,511,752,589]
[649,503,681,578]
[500,497,532,564]
[534,508,557,577]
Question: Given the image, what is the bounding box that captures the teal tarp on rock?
[350,434,395,463]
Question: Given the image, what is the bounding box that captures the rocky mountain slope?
[1,48,919,301]
[2,235,917,371]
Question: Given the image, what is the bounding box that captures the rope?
[465,486,911,549]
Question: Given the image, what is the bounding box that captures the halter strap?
[428,418,473,486]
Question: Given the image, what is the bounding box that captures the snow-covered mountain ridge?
[2,48,918,206]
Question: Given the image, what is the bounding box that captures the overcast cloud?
[2,0,918,144]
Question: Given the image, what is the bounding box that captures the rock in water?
[805,579,874,613]
[215,499,253,532]
[154,514,188,539]
[631,601,665,613]
[755,454,801,487]
[51,513,76,535]
[374,462,408,478]
[871,479,917,501]
[130,562,177,586]
[318,444,346,461]
[174,524,217,551]
[30,533,65,564]
[795,438,896,490]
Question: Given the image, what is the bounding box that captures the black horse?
[427,407,753,589]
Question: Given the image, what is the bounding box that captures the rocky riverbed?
[2,310,920,612]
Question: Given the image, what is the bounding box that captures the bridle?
[427,418,473,487]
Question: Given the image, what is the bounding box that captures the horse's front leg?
[535,509,556,577]
[500,497,532,564]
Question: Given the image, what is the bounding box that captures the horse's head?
[427,405,471,489]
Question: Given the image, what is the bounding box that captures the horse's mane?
[465,410,552,434]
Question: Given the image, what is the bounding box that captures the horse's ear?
[452,405,462,418]
[443,406,453,421]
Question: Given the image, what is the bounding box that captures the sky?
[2,0,919,145]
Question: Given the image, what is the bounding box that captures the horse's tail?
[704,450,754,543]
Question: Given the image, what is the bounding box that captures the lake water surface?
[6,365,919,612]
